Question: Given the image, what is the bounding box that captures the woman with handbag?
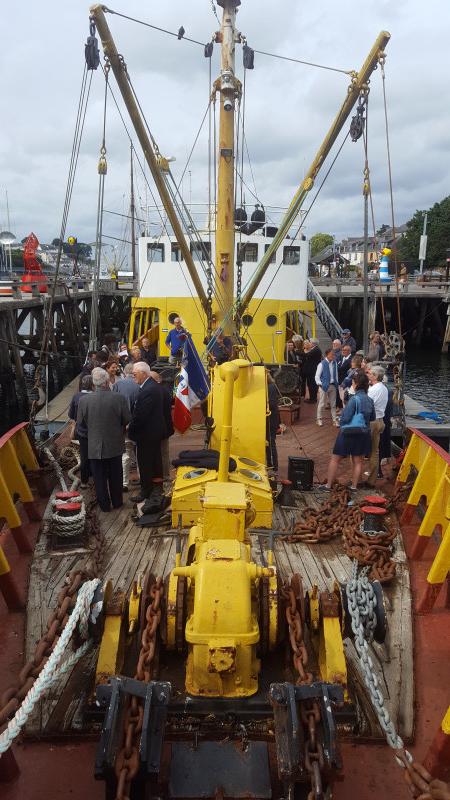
[318,369,375,492]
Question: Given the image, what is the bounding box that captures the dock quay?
[0,280,133,435]
[309,277,450,350]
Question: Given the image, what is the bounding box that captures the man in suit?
[128,362,167,502]
[77,367,130,512]
[303,338,322,403]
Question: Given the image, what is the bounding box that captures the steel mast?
[214,0,241,335]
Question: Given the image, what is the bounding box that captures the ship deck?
[1,401,449,799]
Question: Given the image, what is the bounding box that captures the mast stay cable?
[380,54,402,338]
[29,64,93,422]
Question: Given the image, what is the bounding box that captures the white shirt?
[368,381,388,419]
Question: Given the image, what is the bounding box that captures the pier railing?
[396,428,450,612]
[307,278,343,339]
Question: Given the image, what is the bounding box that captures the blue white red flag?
[173,335,210,433]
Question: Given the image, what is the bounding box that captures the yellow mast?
[214,0,241,335]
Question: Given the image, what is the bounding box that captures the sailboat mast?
[214,0,240,335]
[130,144,136,284]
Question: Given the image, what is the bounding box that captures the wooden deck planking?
[25,478,413,741]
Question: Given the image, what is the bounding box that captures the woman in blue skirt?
[319,369,375,491]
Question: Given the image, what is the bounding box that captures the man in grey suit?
[77,367,130,512]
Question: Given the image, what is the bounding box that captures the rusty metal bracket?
[269,682,344,784]
[95,677,171,794]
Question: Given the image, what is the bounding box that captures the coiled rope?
[44,446,86,538]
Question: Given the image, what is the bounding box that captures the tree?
[310,233,333,257]
[398,196,450,268]
[376,224,390,237]
[52,238,61,247]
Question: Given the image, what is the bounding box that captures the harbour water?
[404,348,450,419]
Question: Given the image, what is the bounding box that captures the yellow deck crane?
[89,3,390,797]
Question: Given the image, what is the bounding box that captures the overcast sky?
[0,0,448,258]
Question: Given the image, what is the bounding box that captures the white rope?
[0,578,100,755]
[43,446,68,492]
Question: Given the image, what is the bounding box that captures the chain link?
[345,559,441,800]
[282,579,312,686]
[286,485,397,583]
[114,577,164,800]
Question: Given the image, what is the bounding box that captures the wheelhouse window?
[283,246,300,265]
[147,243,165,262]
[237,242,258,262]
[264,244,276,264]
[190,241,211,261]
[171,243,182,262]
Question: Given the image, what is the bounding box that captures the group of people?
[69,340,173,513]
[286,327,390,490]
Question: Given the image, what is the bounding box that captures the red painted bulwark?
[0,422,30,450]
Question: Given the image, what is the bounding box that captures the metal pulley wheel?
[259,571,285,655]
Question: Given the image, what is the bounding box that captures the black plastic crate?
[288,456,314,491]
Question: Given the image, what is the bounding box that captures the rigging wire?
[103,7,206,47]
[29,64,93,419]
[251,47,352,76]
[102,6,352,75]
[380,54,402,338]
[240,130,351,341]
[103,81,206,329]
[89,64,109,352]
[362,111,388,340]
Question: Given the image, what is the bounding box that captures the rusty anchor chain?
[114,576,164,800]
[282,576,328,800]
[0,569,90,727]
[285,485,397,583]
[282,576,312,686]
[0,490,105,731]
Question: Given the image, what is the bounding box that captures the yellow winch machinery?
[93,359,377,797]
[169,360,274,697]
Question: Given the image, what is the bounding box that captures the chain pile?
[114,577,164,800]
[286,485,397,583]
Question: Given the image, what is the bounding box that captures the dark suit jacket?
[303,346,322,377]
[338,354,353,383]
[77,389,130,460]
[128,378,166,445]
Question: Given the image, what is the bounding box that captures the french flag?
[173,335,210,433]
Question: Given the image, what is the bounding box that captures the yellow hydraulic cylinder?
[217,361,240,482]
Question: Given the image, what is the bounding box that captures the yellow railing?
[0,422,41,610]
[396,428,450,613]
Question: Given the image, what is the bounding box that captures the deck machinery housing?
[93,360,387,799]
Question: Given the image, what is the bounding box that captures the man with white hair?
[77,367,130,512]
[365,365,389,487]
[128,362,167,502]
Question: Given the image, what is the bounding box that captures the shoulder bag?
[340,395,369,436]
